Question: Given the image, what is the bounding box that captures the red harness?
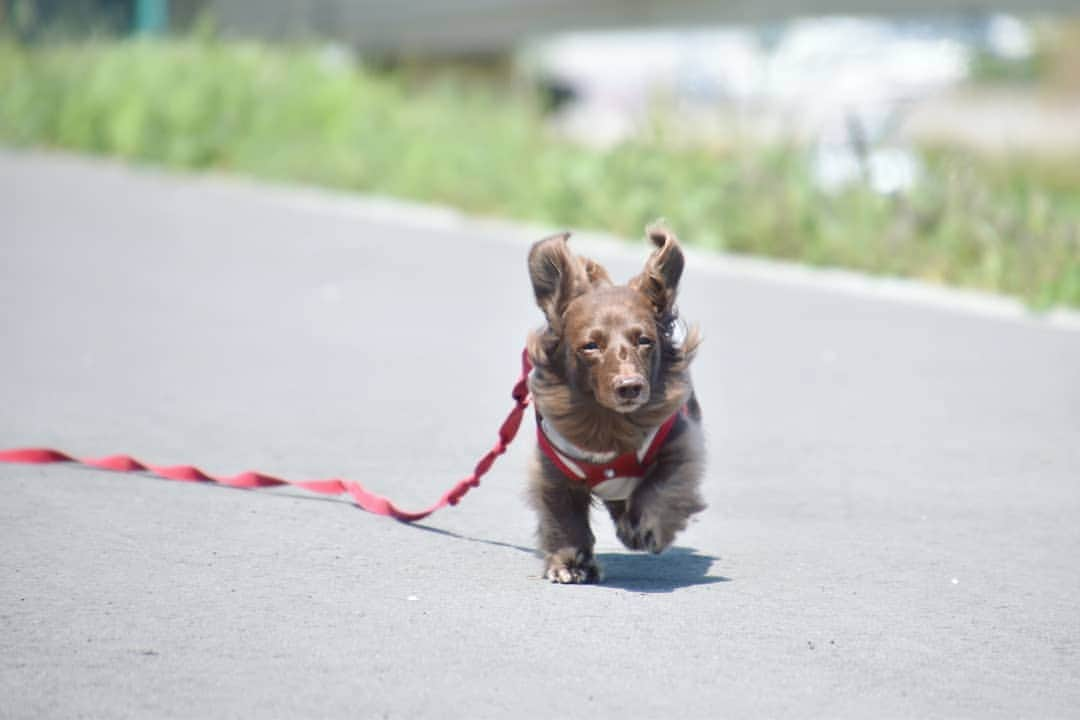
[535,408,682,491]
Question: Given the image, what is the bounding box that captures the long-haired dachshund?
[526,224,705,583]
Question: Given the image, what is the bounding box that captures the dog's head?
[528,224,690,415]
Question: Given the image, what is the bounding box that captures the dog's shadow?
[413,524,728,593]
[595,547,730,593]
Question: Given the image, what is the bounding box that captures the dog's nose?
[614,376,645,401]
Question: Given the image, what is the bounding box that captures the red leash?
[0,350,534,523]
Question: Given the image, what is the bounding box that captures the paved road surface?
[2,151,1078,719]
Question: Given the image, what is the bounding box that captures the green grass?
[2,38,1078,308]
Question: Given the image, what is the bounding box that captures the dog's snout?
[614,376,645,401]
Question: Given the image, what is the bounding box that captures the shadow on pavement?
[35,472,726,592]
[414,524,729,593]
[596,547,730,593]
[411,522,538,555]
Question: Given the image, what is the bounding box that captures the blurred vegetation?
[1041,19,1080,94]
[970,18,1080,89]
[0,37,1078,308]
[969,50,1045,85]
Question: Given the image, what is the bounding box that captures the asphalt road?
[2,150,1078,719]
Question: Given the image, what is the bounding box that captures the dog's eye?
[638,336,654,347]
[581,341,600,352]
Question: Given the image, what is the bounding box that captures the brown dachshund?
[526,225,706,583]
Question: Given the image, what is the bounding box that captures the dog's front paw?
[616,510,679,554]
[543,547,602,584]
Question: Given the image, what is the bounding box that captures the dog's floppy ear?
[630,223,685,314]
[528,232,588,328]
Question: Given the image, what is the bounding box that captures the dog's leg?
[616,452,706,554]
[529,455,600,583]
[603,499,628,525]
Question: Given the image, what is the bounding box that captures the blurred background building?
[7,0,1078,52]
